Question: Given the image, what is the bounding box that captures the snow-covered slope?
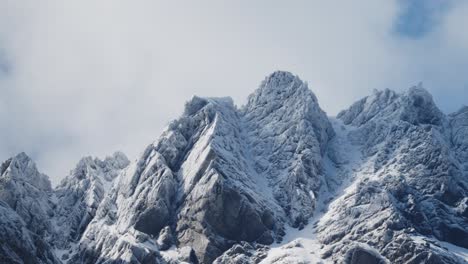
[0,153,54,236]
[0,152,129,263]
[53,152,130,261]
[68,72,334,264]
[243,71,334,229]
[0,153,60,263]
[0,200,59,264]
[316,87,467,263]
[0,72,466,264]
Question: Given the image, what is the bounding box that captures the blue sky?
[395,0,451,38]
[392,0,467,111]
[0,0,467,183]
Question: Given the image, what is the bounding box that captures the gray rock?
[0,201,60,264]
[346,248,386,264]
[0,153,54,236]
[54,152,129,246]
[157,226,173,251]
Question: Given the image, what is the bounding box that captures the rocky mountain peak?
[0,153,54,246]
[246,71,318,109]
[400,84,445,126]
[450,105,468,118]
[264,70,299,88]
[105,151,130,169]
[183,96,210,116]
[64,151,129,183]
[244,71,332,153]
[338,85,445,128]
[47,152,131,264]
[337,88,399,126]
[0,152,51,192]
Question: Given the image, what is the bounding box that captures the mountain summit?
[0,72,466,264]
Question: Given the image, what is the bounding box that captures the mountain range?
[0,71,467,264]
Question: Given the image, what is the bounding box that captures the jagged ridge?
[0,72,466,264]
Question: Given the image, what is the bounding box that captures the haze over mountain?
[0,72,466,264]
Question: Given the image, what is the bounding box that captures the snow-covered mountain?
[0,72,466,264]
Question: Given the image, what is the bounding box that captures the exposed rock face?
[450,106,468,175]
[72,72,334,263]
[0,154,59,264]
[244,71,334,228]
[346,247,387,264]
[213,242,269,264]
[53,152,130,248]
[0,153,54,236]
[0,152,129,264]
[0,72,466,264]
[317,87,468,263]
[0,201,59,264]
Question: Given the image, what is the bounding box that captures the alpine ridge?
[0,71,466,264]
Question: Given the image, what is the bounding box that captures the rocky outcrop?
[213,242,269,264]
[0,152,130,263]
[346,247,387,264]
[244,71,334,228]
[319,86,467,263]
[53,152,129,250]
[0,153,54,237]
[0,154,59,263]
[0,201,59,264]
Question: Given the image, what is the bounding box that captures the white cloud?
[0,0,466,183]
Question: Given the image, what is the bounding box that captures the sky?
[0,0,467,184]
